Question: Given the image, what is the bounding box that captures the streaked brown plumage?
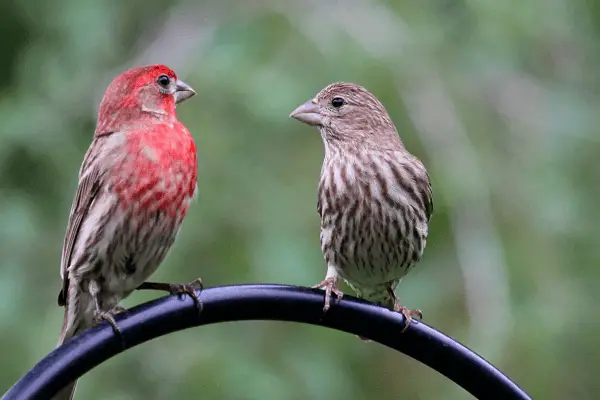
[289,83,433,332]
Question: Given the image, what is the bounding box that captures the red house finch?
[53,65,199,400]
[289,83,433,332]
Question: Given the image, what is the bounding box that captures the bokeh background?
[0,0,598,399]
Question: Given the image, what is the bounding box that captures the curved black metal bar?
[3,284,531,400]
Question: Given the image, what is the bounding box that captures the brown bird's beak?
[174,79,196,104]
[289,101,323,126]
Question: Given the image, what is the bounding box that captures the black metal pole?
[2,284,531,400]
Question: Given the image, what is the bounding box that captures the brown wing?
[402,152,434,222]
[317,178,324,218]
[57,138,105,306]
[424,171,434,222]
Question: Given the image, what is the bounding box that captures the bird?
[53,64,200,400]
[289,82,433,335]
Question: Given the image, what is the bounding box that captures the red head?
[95,64,196,135]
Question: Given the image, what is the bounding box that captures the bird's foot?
[312,277,344,312]
[137,278,204,314]
[386,286,421,333]
[395,304,422,333]
[94,308,127,349]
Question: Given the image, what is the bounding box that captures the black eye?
[157,75,170,87]
[331,97,345,108]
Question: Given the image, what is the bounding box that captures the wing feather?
[58,138,107,306]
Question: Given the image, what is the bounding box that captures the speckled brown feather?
[292,82,433,316]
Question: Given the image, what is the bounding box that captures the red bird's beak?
[174,80,196,104]
[289,100,323,126]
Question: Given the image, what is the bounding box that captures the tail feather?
[346,279,403,310]
[51,308,82,400]
[362,290,396,310]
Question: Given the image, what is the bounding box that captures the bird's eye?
[157,75,170,87]
[331,97,345,108]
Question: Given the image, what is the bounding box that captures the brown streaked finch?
[289,83,433,336]
[53,65,201,400]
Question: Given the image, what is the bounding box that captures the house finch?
[53,65,199,400]
[289,83,433,333]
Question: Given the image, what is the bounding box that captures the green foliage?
[0,0,597,398]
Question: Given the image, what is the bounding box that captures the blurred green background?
[0,0,598,398]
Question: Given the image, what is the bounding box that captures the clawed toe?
[313,278,343,312]
[395,306,423,333]
[169,279,204,314]
[170,277,203,294]
[94,310,126,348]
[136,278,204,314]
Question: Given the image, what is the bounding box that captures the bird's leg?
[387,286,422,333]
[89,281,126,348]
[136,278,204,314]
[312,266,344,312]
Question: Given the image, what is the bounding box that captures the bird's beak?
[174,79,196,104]
[289,100,323,126]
